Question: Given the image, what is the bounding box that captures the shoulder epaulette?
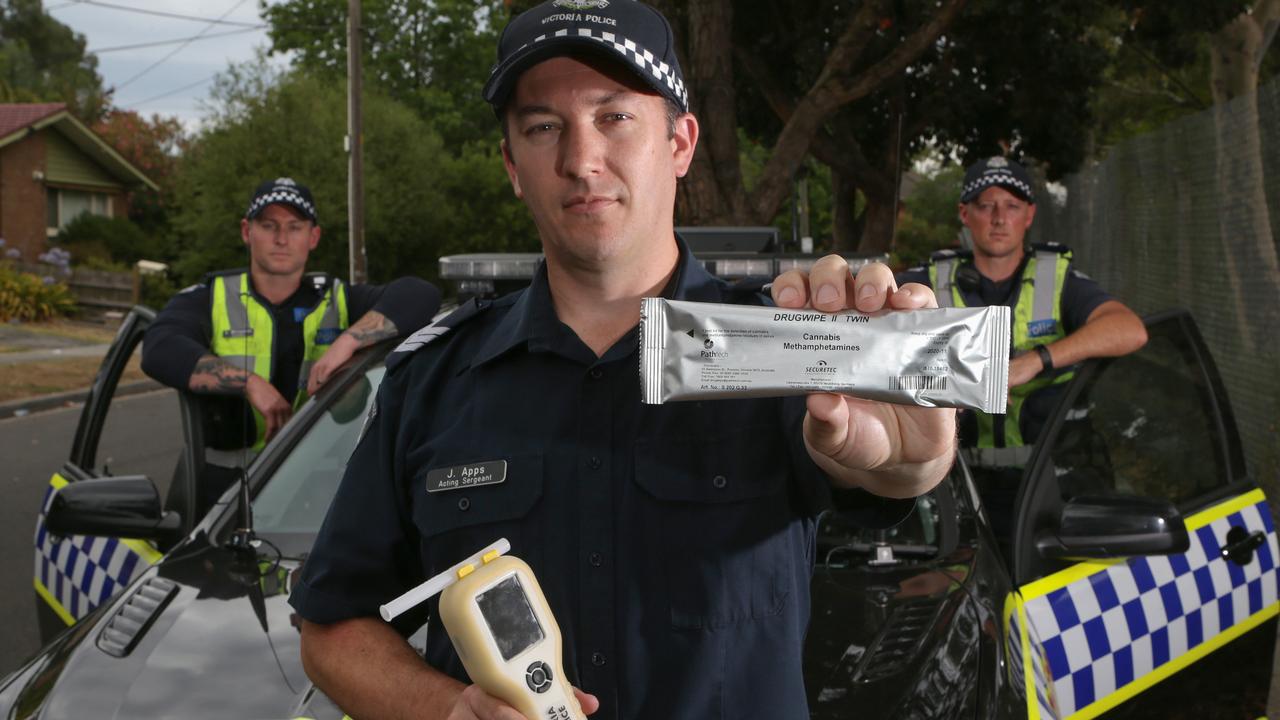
[386,298,490,373]
[929,248,971,263]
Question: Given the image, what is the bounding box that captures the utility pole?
[346,0,366,284]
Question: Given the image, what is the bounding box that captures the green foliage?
[0,263,76,321]
[171,67,528,286]
[263,0,503,147]
[893,163,965,267]
[57,214,163,267]
[91,110,187,235]
[0,0,109,120]
[139,271,177,311]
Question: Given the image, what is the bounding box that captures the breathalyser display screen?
[476,574,545,662]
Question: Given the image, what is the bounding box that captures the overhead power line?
[120,73,218,108]
[108,0,252,92]
[90,26,264,55]
[60,0,263,27]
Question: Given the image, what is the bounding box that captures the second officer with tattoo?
[142,177,440,507]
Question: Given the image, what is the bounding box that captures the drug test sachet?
[640,298,1010,413]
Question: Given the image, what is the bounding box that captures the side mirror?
[46,476,183,545]
[1036,495,1189,560]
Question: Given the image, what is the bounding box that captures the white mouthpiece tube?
[379,538,511,622]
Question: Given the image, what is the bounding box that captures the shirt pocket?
[635,427,797,630]
[411,454,544,565]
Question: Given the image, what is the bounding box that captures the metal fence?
[1032,75,1280,508]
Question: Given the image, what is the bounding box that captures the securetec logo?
[806,359,837,374]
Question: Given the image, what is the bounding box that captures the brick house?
[0,103,157,263]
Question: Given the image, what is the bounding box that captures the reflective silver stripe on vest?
[963,445,1034,468]
[1032,250,1059,321]
[934,258,956,308]
[220,274,255,373]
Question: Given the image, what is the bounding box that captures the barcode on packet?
[891,375,948,391]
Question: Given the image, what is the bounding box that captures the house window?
[46,188,113,235]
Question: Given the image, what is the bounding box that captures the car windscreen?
[251,365,384,557]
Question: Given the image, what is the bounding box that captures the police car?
[3,244,1276,719]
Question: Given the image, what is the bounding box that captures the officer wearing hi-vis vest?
[898,156,1147,545]
[142,177,440,505]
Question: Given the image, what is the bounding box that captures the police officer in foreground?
[290,2,955,718]
[897,157,1147,543]
[141,178,440,504]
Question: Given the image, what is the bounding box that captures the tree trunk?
[831,168,859,252]
[1208,0,1280,353]
[858,200,897,254]
[676,0,748,225]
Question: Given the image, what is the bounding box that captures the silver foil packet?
[640,298,1010,412]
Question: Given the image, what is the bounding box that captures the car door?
[32,306,196,640]
[1003,309,1277,718]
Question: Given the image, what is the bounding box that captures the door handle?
[1221,527,1266,565]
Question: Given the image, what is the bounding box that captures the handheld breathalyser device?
[380,539,585,720]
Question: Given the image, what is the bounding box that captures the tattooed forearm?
[342,310,399,348]
[189,354,252,394]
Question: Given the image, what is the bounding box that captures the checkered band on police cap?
[483,0,689,113]
[245,177,318,223]
[960,156,1036,204]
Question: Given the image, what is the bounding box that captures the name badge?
[426,460,507,493]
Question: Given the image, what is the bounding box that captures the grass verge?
[0,356,146,404]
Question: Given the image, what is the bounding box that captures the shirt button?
[712,475,727,489]
[589,456,602,470]
[589,368,603,380]
[457,497,471,511]
[591,652,606,667]
[589,552,603,567]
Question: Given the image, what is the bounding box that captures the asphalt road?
[0,389,182,677]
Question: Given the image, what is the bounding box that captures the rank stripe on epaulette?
[388,300,489,370]
[393,324,451,354]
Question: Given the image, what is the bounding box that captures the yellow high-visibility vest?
[209,272,348,449]
[929,246,1073,466]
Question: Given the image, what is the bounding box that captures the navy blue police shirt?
[290,239,915,719]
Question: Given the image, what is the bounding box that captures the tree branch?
[747,0,966,223]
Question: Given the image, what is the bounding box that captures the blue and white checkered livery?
[32,476,161,625]
[1020,493,1278,717]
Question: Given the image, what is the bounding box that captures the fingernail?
[857,284,878,302]
[816,284,838,306]
[777,286,800,306]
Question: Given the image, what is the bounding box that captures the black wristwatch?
[1035,344,1054,374]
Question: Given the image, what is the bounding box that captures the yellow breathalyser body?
[437,553,585,720]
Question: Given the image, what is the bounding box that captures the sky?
[46,0,294,130]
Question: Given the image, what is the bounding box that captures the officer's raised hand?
[771,256,956,499]
[244,374,293,442]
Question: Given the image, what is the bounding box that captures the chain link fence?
[1032,75,1280,509]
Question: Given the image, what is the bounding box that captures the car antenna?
[226,247,257,556]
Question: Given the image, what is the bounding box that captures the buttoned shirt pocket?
[411,454,544,564]
[635,427,797,630]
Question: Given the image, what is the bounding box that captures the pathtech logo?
[806,359,837,374]
[700,338,727,359]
